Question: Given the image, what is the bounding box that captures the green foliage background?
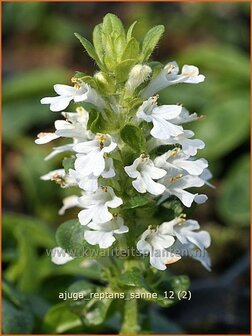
[2,2,250,334]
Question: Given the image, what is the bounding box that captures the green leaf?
[82,288,113,326]
[114,59,136,82]
[56,219,86,251]
[88,111,108,134]
[121,37,140,62]
[88,108,119,134]
[192,95,250,159]
[6,226,39,293]
[123,195,151,209]
[74,32,102,69]
[140,25,165,62]
[127,21,138,41]
[67,280,99,315]
[56,219,104,259]
[93,23,104,63]
[3,213,54,248]
[177,44,250,84]
[43,303,82,333]
[119,268,146,287]
[2,67,69,103]
[120,124,146,153]
[3,214,55,292]
[217,155,250,226]
[3,299,34,334]
[102,13,126,42]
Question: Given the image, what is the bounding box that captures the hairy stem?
[120,298,140,334]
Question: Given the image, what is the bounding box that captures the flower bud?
[126,64,152,92]
[94,71,115,93]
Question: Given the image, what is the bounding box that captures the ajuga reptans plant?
[37,14,212,333]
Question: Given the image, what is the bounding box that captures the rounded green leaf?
[192,95,250,159]
[43,303,82,333]
[217,155,250,226]
[2,299,34,334]
[67,280,100,315]
[56,219,105,259]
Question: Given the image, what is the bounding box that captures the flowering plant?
[37,13,212,333]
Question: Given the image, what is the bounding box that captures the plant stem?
[120,298,140,334]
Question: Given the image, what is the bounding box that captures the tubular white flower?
[137,225,180,270]
[126,64,152,92]
[41,83,105,112]
[41,168,76,188]
[36,107,94,161]
[45,144,74,161]
[171,240,211,271]
[159,174,208,207]
[69,157,115,192]
[154,148,208,177]
[170,107,199,125]
[51,247,74,265]
[124,154,166,196]
[35,132,60,144]
[55,109,93,140]
[168,130,205,156]
[84,216,128,249]
[160,218,211,251]
[78,186,123,225]
[142,62,205,98]
[199,168,215,188]
[147,129,205,157]
[73,134,117,177]
[58,195,80,215]
[136,97,183,139]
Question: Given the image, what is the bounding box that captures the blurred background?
[2,2,250,334]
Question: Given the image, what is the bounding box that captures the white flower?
[160,217,211,251]
[124,154,166,196]
[136,97,183,139]
[142,62,205,98]
[35,132,60,144]
[171,240,211,271]
[199,168,215,188]
[51,247,74,265]
[170,106,199,125]
[126,64,152,92]
[41,83,105,112]
[73,134,117,177]
[154,148,208,177]
[69,157,115,192]
[45,144,74,161]
[35,107,94,160]
[168,130,205,156]
[84,216,128,249]
[59,195,80,215]
[41,168,76,188]
[159,174,208,207]
[137,224,180,270]
[147,129,205,157]
[55,109,92,140]
[78,186,123,225]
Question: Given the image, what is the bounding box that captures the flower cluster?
[37,15,212,272]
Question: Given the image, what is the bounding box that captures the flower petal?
[51,247,74,265]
